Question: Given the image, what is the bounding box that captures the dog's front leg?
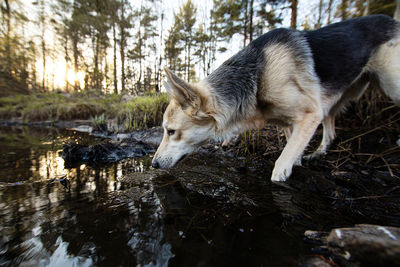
[283,126,302,166]
[271,112,322,182]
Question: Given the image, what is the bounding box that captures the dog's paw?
[294,157,302,166]
[221,139,230,147]
[271,167,291,182]
[304,150,326,161]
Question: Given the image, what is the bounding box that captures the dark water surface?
[0,126,398,266]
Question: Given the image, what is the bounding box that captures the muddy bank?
[56,120,400,266]
[110,146,400,266]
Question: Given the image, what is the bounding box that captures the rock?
[301,256,335,267]
[327,224,400,266]
[304,230,328,243]
[304,224,400,267]
[61,140,154,168]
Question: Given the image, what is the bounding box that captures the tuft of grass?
[91,113,108,132]
[239,130,262,155]
[117,93,169,131]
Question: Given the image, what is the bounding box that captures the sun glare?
[36,58,85,90]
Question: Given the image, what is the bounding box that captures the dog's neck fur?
[199,78,260,141]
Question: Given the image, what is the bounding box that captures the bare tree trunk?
[40,0,46,91]
[113,23,118,94]
[156,7,164,93]
[249,0,254,42]
[120,33,126,94]
[72,38,79,91]
[94,37,100,91]
[243,0,248,47]
[317,0,323,28]
[363,0,370,16]
[4,0,11,75]
[138,26,143,92]
[341,0,348,21]
[290,0,298,29]
[64,31,69,92]
[120,2,126,94]
[395,0,400,21]
[188,41,191,81]
[327,0,333,24]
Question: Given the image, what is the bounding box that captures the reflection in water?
[0,126,172,266]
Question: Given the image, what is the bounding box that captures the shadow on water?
[0,126,399,266]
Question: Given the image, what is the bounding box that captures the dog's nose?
[152,160,160,169]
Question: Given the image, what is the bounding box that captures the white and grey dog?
[152,15,400,182]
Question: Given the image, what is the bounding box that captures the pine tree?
[117,0,133,94]
[177,0,197,81]
[211,0,288,48]
[129,5,158,93]
[164,18,184,74]
[164,0,197,81]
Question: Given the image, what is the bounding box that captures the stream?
[0,126,399,266]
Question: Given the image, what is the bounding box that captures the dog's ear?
[164,67,201,110]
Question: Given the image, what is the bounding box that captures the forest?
[0,0,397,97]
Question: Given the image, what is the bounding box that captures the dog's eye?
[167,129,175,136]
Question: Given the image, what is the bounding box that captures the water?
[1,126,398,266]
[0,127,157,266]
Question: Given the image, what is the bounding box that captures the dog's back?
[304,14,400,93]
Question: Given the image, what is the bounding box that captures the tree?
[52,0,73,91]
[178,0,197,81]
[255,0,286,35]
[86,0,111,91]
[211,0,288,48]
[3,0,11,76]
[129,5,158,93]
[164,18,184,75]
[194,23,212,77]
[109,0,121,94]
[68,0,88,91]
[34,0,47,91]
[164,0,197,81]
[117,0,133,94]
[290,0,298,28]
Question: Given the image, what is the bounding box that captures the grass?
[117,94,169,131]
[0,91,169,132]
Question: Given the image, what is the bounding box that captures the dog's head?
[152,68,215,169]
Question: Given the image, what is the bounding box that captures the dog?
[152,15,400,182]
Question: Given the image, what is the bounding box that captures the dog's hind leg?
[304,115,336,160]
[371,38,400,106]
[271,111,322,182]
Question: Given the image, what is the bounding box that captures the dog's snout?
[152,160,160,169]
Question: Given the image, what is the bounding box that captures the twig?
[339,117,400,145]
[379,156,394,177]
